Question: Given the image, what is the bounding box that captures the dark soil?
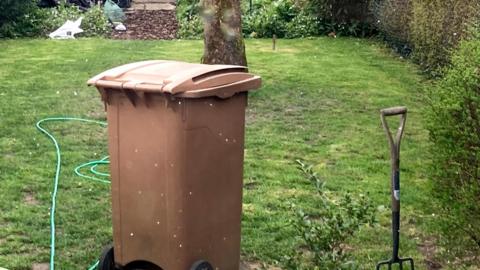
[418,237,443,270]
[111,10,178,40]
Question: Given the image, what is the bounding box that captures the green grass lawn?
[0,38,442,269]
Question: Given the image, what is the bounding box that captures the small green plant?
[283,160,376,269]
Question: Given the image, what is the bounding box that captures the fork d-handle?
[380,106,407,261]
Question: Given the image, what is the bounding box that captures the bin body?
[88,60,261,270]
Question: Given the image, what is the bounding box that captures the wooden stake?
[272,34,277,50]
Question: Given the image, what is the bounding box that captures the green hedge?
[410,0,480,76]
[426,30,480,257]
[372,0,479,75]
[371,0,412,56]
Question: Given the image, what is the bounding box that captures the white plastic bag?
[48,17,84,39]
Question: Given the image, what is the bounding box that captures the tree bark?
[201,0,247,66]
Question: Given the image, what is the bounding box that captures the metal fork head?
[376,257,415,270]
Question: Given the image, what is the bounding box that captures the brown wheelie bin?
[88,60,261,270]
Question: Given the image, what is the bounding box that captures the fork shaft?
[392,161,401,260]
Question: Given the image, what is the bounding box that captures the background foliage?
[371,0,412,56]
[0,0,42,38]
[0,1,110,38]
[372,0,480,75]
[41,4,111,37]
[177,0,377,39]
[410,0,480,76]
[426,29,480,262]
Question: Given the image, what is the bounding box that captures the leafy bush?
[306,0,376,37]
[176,0,203,39]
[426,29,480,259]
[242,0,376,38]
[410,0,480,76]
[39,4,110,37]
[284,12,320,38]
[0,0,43,38]
[371,0,413,56]
[0,2,110,38]
[242,0,298,38]
[177,15,203,39]
[283,161,376,269]
[306,0,372,23]
[82,5,111,36]
[177,0,376,39]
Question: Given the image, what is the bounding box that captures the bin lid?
[87,60,261,98]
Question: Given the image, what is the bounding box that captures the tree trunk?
[201,0,247,66]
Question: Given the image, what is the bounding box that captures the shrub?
[177,0,376,39]
[426,29,480,259]
[177,15,203,39]
[243,0,298,38]
[304,0,376,37]
[81,5,111,37]
[0,0,43,38]
[0,2,110,38]
[37,4,110,37]
[410,0,480,76]
[307,0,372,24]
[285,12,320,38]
[371,0,413,56]
[283,161,376,269]
[176,0,203,39]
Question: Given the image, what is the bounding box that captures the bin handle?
[176,76,261,99]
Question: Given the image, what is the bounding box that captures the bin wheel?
[98,245,117,270]
[190,260,213,270]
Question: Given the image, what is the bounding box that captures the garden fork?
[376,106,415,270]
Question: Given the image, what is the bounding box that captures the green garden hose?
[36,117,110,270]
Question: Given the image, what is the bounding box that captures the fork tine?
[407,258,415,270]
[377,260,391,270]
